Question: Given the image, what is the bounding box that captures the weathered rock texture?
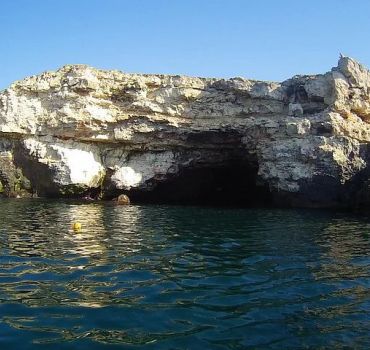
[1,56,370,207]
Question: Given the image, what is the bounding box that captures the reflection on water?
[2,201,144,259]
[1,200,370,348]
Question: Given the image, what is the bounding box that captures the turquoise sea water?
[1,199,370,349]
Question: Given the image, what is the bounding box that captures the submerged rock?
[1,56,370,207]
[116,194,130,205]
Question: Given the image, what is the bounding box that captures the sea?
[1,199,370,349]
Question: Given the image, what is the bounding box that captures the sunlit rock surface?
[1,56,370,207]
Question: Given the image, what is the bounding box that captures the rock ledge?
[1,56,370,207]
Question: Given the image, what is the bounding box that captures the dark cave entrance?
[128,161,273,207]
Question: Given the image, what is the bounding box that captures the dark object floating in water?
[115,194,130,205]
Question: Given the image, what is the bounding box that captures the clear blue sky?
[1,0,370,89]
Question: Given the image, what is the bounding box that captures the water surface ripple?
[1,199,370,349]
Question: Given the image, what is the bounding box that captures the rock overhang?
[1,56,370,207]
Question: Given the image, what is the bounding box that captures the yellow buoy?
[72,222,82,231]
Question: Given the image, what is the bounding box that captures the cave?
[127,160,273,207]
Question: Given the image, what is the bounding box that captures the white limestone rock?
[23,137,105,188]
[0,55,370,207]
[110,151,177,190]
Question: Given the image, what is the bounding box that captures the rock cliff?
[1,56,370,207]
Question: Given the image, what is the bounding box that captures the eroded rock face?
[1,56,370,207]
